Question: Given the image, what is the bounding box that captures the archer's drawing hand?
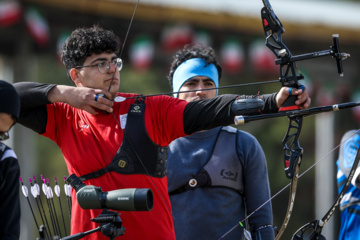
[48,85,114,115]
[276,85,311,110]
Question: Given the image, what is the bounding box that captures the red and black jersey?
[43,93,186,240]
[14,82,278,240]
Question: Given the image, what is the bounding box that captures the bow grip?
[279,85,305,112]
[280,95,299,112]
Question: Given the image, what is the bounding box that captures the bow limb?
[275,163,300,240]
[291,130,360,240]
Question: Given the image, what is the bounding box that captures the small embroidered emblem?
[118,160,127,168]
[131,105,141,113]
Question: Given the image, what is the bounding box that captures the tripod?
[60,209,125,240]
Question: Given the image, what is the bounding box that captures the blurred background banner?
[1,0,360,239]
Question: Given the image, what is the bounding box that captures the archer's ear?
[69,68,80,85]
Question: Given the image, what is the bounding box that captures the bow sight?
[261,0,350,111]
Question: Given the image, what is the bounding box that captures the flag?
[161,23,193,52]
[56,32,70,63]
[220,38,244,74]
[25,7,50,47]
[129,35,154,71]
[0,1,22,27]
[193,30,212,46]
[249,38,277,75]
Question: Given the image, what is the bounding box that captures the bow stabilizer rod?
[234,101,360,125]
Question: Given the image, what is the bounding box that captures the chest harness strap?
[169,127,244,195]
[0,143,7,185]
[79,96,168,181]
[0,143,6,160]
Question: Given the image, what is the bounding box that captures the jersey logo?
[130,105,141,113]
[118,160,127,168]
[79,124,89,132]
[220,169,238,182]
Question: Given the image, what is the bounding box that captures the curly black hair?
[167,44,222,89]
[61,25,121,71]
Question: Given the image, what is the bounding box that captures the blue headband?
[172,58,219,97]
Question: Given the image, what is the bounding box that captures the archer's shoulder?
[0,142,7,153]
[222,126,256,139]
[221,126,237,134]
[232,128,261,146]
[0,143,17,162]
[220,127,257,143]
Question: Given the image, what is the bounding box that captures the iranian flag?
[56,32,70,62]
[220,38,244,74]
[161,23,193,52]
[249,39,278,75]
[0,1,22,27]
[25,7,49,47]
[129,35,154,71]
[193,30,212,46]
